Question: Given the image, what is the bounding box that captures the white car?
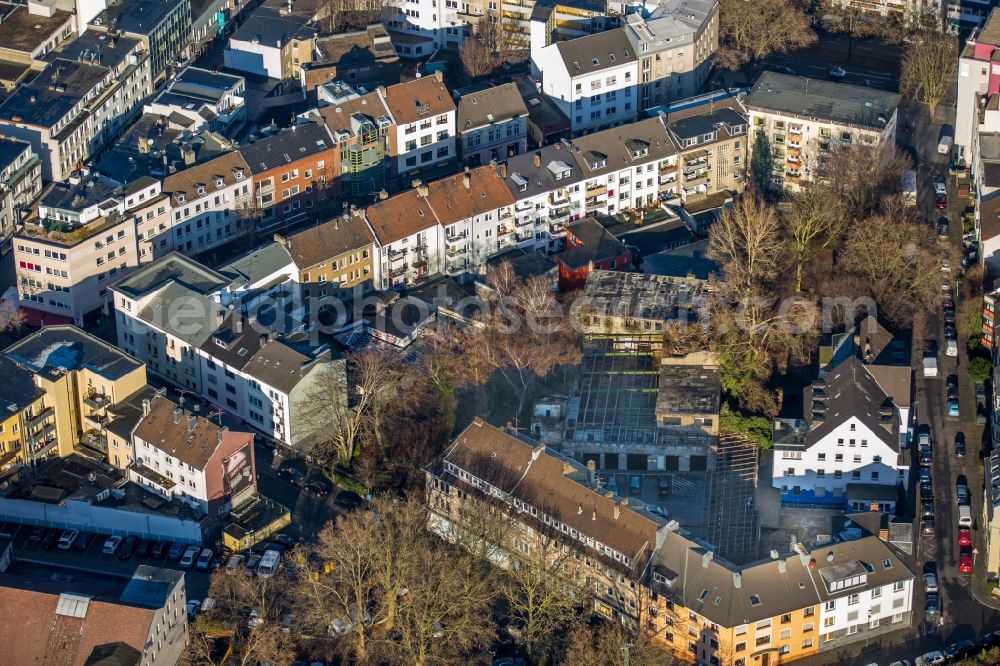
[915,651,945,666]
[102,535,123,554]
[924,572,938,593]
[58,529,79,550]
[935,181,947,197]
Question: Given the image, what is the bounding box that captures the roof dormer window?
[176,193,186,204]
[196,184,206,196]
[215,176,225,188]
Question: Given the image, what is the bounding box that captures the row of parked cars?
[912,631,1000,665]
[28,525,216,569]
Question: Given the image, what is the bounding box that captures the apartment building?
[365,183,444,289]
[13,172,160,324]
[425,418,915,665]
[301,25,400,95]
[162,151,254,256]
[239,121,337,227]
[623,0,718,110]
[772,349,911,510]
[310,86,395,203]
[532,27,639,134]
[3,325,147,466]
[384,73,457,176]
[525,0,623,47]
[745,72,901,191]
[826,0,940,28]
[0,34,153,181]
[457,83,529,167]
[275,216,377,303]
[224,4,317,80]
[145,66,247,137]
[0,1,75,89]
[986,445,1000,578]
[112,252,345,448]
[0,138,42,253]
[91,0,193,84]
[0,355,47,483]
[500,142,587,253]
[131,394,257,515]
[958,10,1000,161]
[663,104,747,204]
[0,564,187,666]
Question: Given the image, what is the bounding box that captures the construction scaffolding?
[707,432,760,565]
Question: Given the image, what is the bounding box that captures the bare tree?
[475,11,524,64]
[819,143,911,225]
[560,619,667,666]
[460,36,495,80]
[707,196,784,297]
[783,186,839,293]
[717,0,816,71]
[821,5,884,62]
[841,213,945,325]
[901,32,958,121]
[321,0,390,34]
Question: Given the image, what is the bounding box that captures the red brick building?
[553,217,632,290]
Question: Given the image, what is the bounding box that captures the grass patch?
[326,467,368,496]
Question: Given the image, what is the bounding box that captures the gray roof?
[118,566,182,608]
[238,121,333,175]
[153,66,243,108]
[4,325,143,382]
[241,340,320,393]
[137,282,227,348]
[0,59,107,128]
[666,107,746,142]
[41,174,123,213]
[112,252,229,299]
[582,270,706,322]
[564,116,678,179]
[556,217,630,269]
[199,314,267,370]
[457,83,528,132]
[502,143,585,201]
[746,72,901,131]
[49,31,142,71]
[553,27,636,76]
[0,355,46,417]
[105,385,160,442]
[0,137,31,172]
[642,238,720,280]
[218,242,293,288]
[656,360,720,418]
[230,5,316,48]
[624,0,716,48]
[93,0,188,36]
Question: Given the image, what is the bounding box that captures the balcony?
[786,155,800,165]
[685,174,711,187]
[83,392,110,410]
[412,253,429,269]
[446,259,467,275]
[84,411,111,429]
[585,183,607,198]
[26,407,53,428]
[446,245,467,257]
[516,231,535,244]
[788,126,802,136]
[659,163,677,175]
[131,462,176,491]
[515,215,534,228]
[549,191,570,206]
[498,225,514,236]
[498,209,512,220]
[659,173,677,186]
[446,229,467,242]
[387,247,406,262]
[548,220,566,236]
[787,142,801,151]
[389,264,408,278]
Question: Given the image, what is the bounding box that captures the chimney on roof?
[378,189,388,200]
[235,317,243,334]
[181,146,195,165]
[411,178,422,189]
[173,407,183,424]
[533,152,541,168]
[463,168,471,190]
[777,559,787,574]
[187,414,197,432]
[592,508,597,521]
[142,399,150,416]
[585,458,596,483]
[702,551,713,568]
[733,571,742,588]
[578,504,583,515]
[614,503,620,520]
[417,184,429,197]
[531,443,545,461]
[434,70,443,82]
[500,162,507,178]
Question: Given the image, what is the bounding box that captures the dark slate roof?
[238,121,333,174]
[666,107,747,142]
[94,0,188,36]
[984,161,1000,188]
[112,252,228,298]
[0,137,31,172]
[502,143,585,201]
[553,28,636,76]
[556,217,630,270]
[0,355,45,417]
[84,642,142,666]
[4,325,143,382]
[0,59,106,128]
[230,5,317,47]
[656,362,720,417]
[746,72,901,131]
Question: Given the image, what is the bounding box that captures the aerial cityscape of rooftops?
[2,0,1000,663]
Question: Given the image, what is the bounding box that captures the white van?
[958,504,973,527]
[946,339,958,357]
[179,545,200,569]
[256,549,282,578]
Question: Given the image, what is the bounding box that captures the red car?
[959,550,973,573]
[936,194,948,210]
[958,529,972,547]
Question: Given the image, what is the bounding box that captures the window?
[848,593,860,605]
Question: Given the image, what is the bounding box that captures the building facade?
[457,83,529,167]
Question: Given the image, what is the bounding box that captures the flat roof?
[0,3,73,54]
[0,59,107,128]
[4,325,143,382]
[746,72,901,130]
[93,0,186,35]
[112,251,229,299]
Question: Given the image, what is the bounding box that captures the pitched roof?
[0,354,45,418]
[382,74,455,126]
[314,89,393,135]
[218,242,295,288]
[556,217,630,269]
[564,116,678,179]
[133,394,248,470]
[238,121,334,174]
[425,166,516,226]
[241,340,325,393]
[552,28,636,76]
[136,282,226,348]
[365,188,438,245]
[457,83,528,132]
[162,151,251,202]
[502,142,585,201]
[112,252,229,299]
[230,5,317,47]
[279,217,376,269]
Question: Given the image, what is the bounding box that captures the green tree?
[968,356,992,383]
[720,404,773,449]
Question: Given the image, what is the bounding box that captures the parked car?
[918,432,931,448]
[151,540,167,559]
[256,549,282,579]
[273,534,295,547]
[955,432,966,457]
[179,545,200,569]
[981,632,1000,649]
[244,552,262,575]
[187,600,201,621]
[945,640,977,660]
[103,535,123,555]
[959,528,972,547]
[921,501,934,519]
[770,65,795,75]
[976,382,987,402]
[73,531,95,552]
[628,475,642,496]
[937,219,949,239]
[916,650,944,666]
[924,572,938,593]
[278,467,306,487]
[948,399,960,417]
[936,194,948,210]
[225,554,245,574]
[959,550,973,573]
[28,527,43,542]
[922,518,935,534]
[658,476,671,498]
[57,529,79,550]
[40,530,59,550]
[307,480,330,498]
[920,448,933,467]
[196,548,213,570]
[935,180,947,196]
[119,535,139,560]
[921,482,933,500]
[947,383,959,400]
[168,542,185,560]
[136,539,152,559]
[247,608,263,629]
[829,66,846,79]
[924,596,940,619]
[335,491,363,511]
[919,468,932,485]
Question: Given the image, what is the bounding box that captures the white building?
[956,10,1000,161]
[145,67,247,137]
[531,26,639,134]
[383,73,457,176]
[364,182,444,289]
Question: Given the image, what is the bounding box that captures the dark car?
[948,384,960,400]
[956,432,966,457]
[29,527,44,542]
[946,640,977,660]
[151,540,167,559]
[273,534,295,547]
[335,491,364,511]
[119,535,139,560]
[926,592,940,616]
[307,480,330,498]
[920,448,933,467]
[937,219,949,239]
[74,531,96,552]
[981,632,1000,649]
[921,501,934,519]
[40,530,59,550]
[168,542,185,560]
[921,482,934,500]
[936,194,948,210]
[279,467,306,487]
[922,518,935,534]
[919,468,932,485]
[136,539,152,559]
